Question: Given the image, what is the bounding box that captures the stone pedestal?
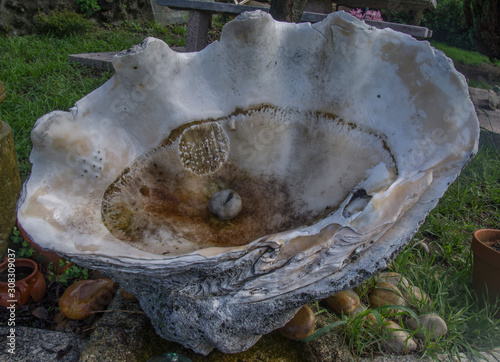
[186,10,212,52]
[0,81,21,255]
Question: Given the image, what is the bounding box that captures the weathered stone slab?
[186,10,211,52]
[68,52,117,72]
[68,46,186,71]
[469,87,500,134]
[0,326,86,361]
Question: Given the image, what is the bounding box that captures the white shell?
[18,11,478,354]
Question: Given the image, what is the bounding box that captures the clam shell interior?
[101,106,396,255]
[17,10,478,268]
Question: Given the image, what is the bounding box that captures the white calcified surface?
[17,11,479,354]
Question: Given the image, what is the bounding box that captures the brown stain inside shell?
[102,158,315,252]
[101,106,396,255]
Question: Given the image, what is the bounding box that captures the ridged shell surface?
[18,11,478,354]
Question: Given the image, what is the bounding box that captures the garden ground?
[1,19,500,361]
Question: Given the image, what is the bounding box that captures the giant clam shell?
[18,11,478,354]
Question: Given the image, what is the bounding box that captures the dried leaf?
[31,306,50,320]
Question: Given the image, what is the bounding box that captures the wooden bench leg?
[187,10,211,52]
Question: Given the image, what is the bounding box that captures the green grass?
[312,138,500,359]
[432,41,500,67]
[0,22,186,182]
[468,78,495,90]
[391,237,500,359]
[400,136,500,356]
[1,23,499,360]
[417,138,500,264]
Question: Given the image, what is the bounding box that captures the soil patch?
[455,62,500,88]
[493,240,500,252]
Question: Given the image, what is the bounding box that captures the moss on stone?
[0,121,21,255]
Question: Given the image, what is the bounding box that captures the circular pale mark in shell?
[179,123,229,175]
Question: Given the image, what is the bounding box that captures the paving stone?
[0,326,86,362]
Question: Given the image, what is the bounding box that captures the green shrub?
[420,0,474,50]
[381,8,426,25]
[76,0,101,17]
[34,9,95,37]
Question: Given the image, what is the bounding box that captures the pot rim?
[0,258,38,285]
[472,229,500,257]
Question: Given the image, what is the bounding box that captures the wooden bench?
[157,0,433,52]
[336,0,436,12]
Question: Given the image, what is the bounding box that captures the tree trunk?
[464,0,500,59]
[270,0,309,22]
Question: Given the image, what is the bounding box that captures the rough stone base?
[0,121,21,255]
[0,326,87,361]
[78,291,353,361]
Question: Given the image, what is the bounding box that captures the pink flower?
[349,8,364,20]
[364,10,384,22]
[349,8,383,22]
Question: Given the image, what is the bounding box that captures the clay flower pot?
[0,258,46,308]
[471,229,500,304]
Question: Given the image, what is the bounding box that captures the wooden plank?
[156,0,432,38]
[336,0,436,11]
[157,0,267,14]
[365,20,432,38]
[157,0,327,23]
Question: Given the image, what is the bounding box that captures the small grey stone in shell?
[208,189,242,220]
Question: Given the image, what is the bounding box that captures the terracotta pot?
[471,229,500,305]
[0,258,46,308]
[17,220,71,274]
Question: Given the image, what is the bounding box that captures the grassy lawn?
[310,135,500,360]
[387,137,500,358]
[432,41,500,67]
[431,41,500,89]
[0,22,185,182]
[1,21,499,359]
